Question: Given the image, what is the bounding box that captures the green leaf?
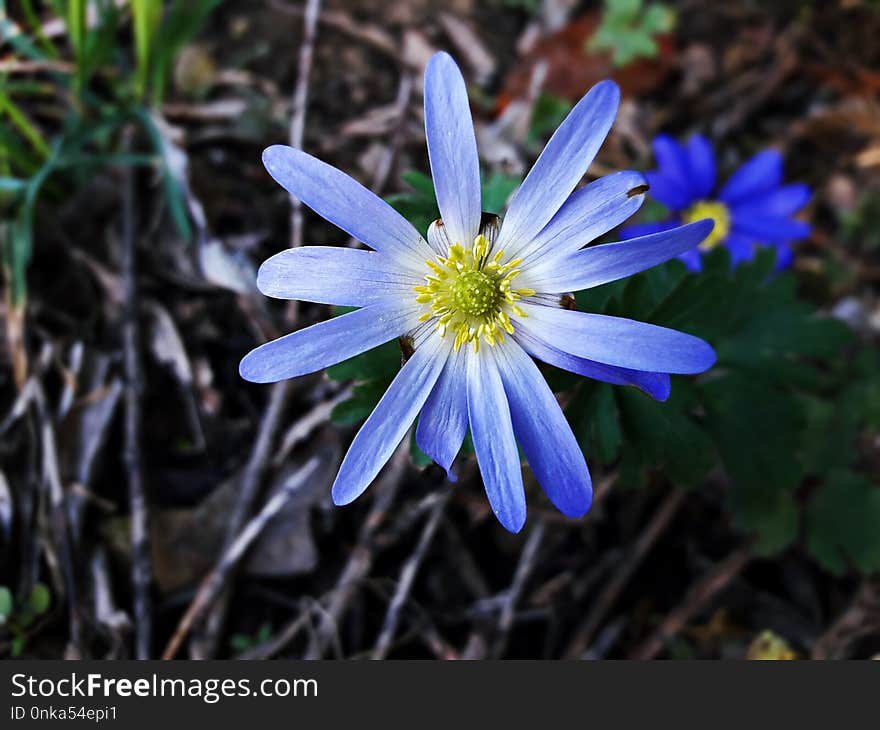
[326,340,401,383]
[616,383,714,486]
[410,427,434,468]
[0,586,12,623]
[330,380,390,425]
[568,381,623,465]
[481,171,521,215]
[801,395,859,477]
[805,471,880,575]
[729,485,798,556]
[701,373,804,491]
[528,94,572,145]
[28,583,51,615]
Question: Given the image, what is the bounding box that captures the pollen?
[683,200,731,250]
[414,232,533,352]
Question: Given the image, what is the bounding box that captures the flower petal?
[467,350,526,533]
[262,145,433,267]
[517,170,647,269]
[653,134,690,182]
[517,303,716,374]
[619,219,680,240]
[719,149,782,205]
[645,171,693,210]
[496,341,592,516]
[678,247,703,271]
[752,183,810,217]
[416,347,468,480]
[685,134,716,199]
[424,52,482,249]
[331,334,451,505]
[239,304,418,383]
[257,246,420,306]
[774,242,794,270]
[521,220,713,293]
[514,326,671,401]
[730,212,811,243]
[498,80,620,258]
[724,231,757,266]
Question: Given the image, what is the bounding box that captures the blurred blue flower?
[621,135,811,270]
[240,53,716,532]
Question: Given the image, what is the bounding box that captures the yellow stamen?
[683,200,731,250]
[413,232,530,352]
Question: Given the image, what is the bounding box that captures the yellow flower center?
[413,234,534,352]
[683,200,730,250]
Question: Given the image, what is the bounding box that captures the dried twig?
[121,130,152,660]
[493,519,546,658]
[367,72,414,195]
[628,543,753,660]
[288,0,322,248]
[270,0,400,62]
[565,489,686,658]
[190,379,291,657]
[161,456,322,660]
[304,441,408,658]
[371,490,450,659]
[811,577,880,660]
[33,383,82,658]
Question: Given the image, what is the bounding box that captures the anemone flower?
[620,134,811,271]
[240,52,716,532]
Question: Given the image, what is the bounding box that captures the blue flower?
[240,53,716,532]
[621,134,811,271]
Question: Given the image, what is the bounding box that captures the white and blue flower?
[240,52,716,532]
[621,134,811,271]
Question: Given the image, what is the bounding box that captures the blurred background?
[1,0,879,660]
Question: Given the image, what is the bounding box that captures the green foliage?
[0,583,52,657]
[339,168,880,576]
[528,94,572,145]
[0,0,220,319]
[501,0,541,14]
[588,0,676,68]
[805,471,880,575]
[229,622,273,654]
[565,246,880,572]
[385,171,440,238]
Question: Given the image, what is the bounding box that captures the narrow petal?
[517,303,716,374]
[619,219,680,240]
[416,347,468,479]
[774,242,794,270]
[424,52,482,248]
[239,304,417,383]
[678,248,703,271]
[730,212,811,243]
[467,350,526,533]
[257,246,420,306]
[723,232,756,266]
[496,341,592,516]
[331,334,450,505]
[653,135,690,183]
[520,220,713,293]
[514,326,671,401]
[518,170,647,269]
[752,183,811,217]
[644,171,693,210]
[426,219,453,256]
[498,80,620,258]
[262,145,433,267]
[686,134,716,199]
[719,149,782,205]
